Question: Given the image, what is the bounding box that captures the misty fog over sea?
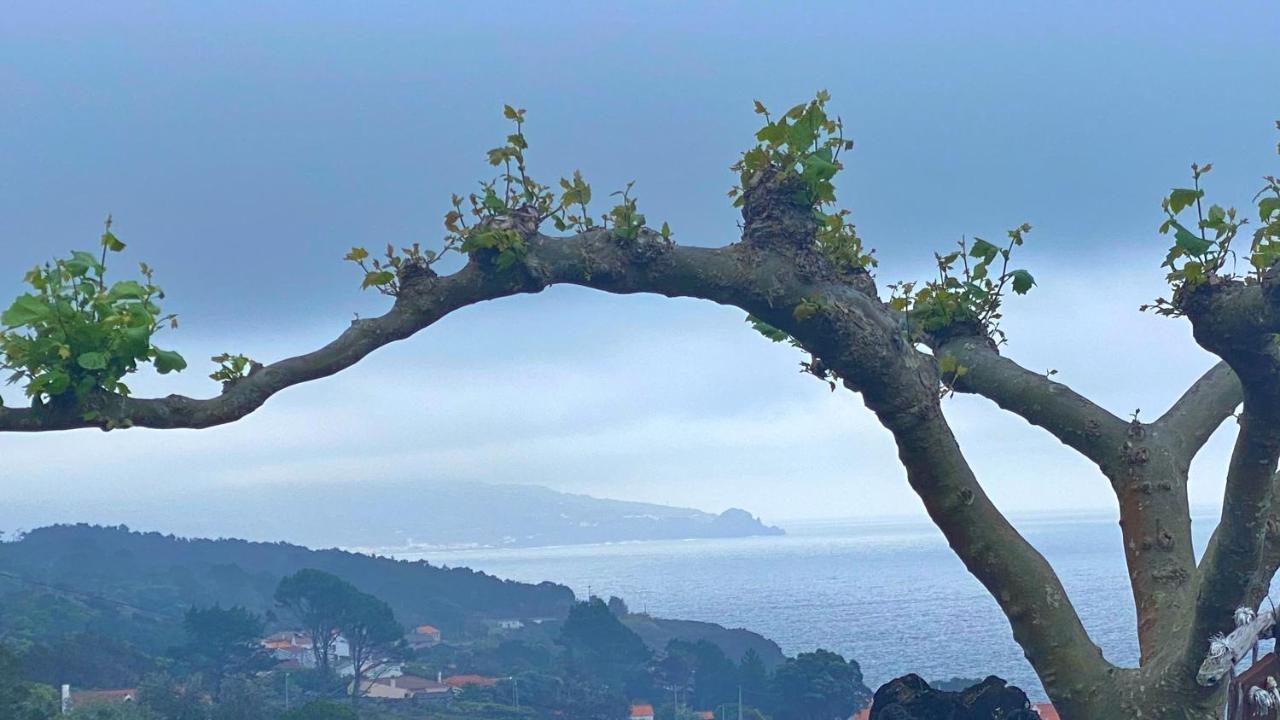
[396,510,1253,701]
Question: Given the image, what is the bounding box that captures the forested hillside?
[0,523,574,653]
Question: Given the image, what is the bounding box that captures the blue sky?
[1,2,1277,528]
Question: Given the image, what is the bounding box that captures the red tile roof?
[1033,703,1060,720]
[71,688,137,704]
[443,674,499,687]
[630,704,655,719]
[376,675,449,693]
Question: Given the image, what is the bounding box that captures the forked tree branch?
[1183,279,1280,667]
[1154,361,1242,464]
[937,338,1129,468]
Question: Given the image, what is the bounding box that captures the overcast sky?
[1,2,1277,530]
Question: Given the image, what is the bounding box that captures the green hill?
[0,523,785,690]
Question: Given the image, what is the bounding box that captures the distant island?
[1,480,784,551]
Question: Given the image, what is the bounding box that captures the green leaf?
[1260,197,1280,222]
[120,325,152,356]
[799,152,838,186]
[1174,225,1212,256]
[938,355,960,375]
[100,230,126,252]
[1,295,50,327]
[1168,188,1203,215]
[40,370,70,396]
[107,280,148,301]
[746,315,791,343]
[1009,269,1036,295]
[152,348,187,374]
[968,238,1000,262]
[361,270,395,290]
[77,351,108,370]
[65,251,103,277]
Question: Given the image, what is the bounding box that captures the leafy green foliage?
[888,224,1035,345]
[557,597,652,691]
[1146,124,1280,315]
[349,106,670,291]
[181,605,269,693]
[343,243,431,296]
[274,569,355,676]
[338,587,403,696]
[209,353,256,383]
[732,92,875,273]
[745,316,795,345]
[771,649,871,720]
[0,218,185,412]
[279,700,357,720]
[936,355,970,399]
[0,644,59,720]
[137,674,206,720]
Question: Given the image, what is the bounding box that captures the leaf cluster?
[344,243,432,295]
[350,106,670,291]
[731,92,875,273]
[1147,123,1280,315]
[209,353,256,383]
[0,218,186,411]
[888,224,1035,344]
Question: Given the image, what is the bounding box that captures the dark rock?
[870,674,1038,720]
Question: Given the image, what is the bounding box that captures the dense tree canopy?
[557,597,652,694]
[335,587,401,702]
[273,569,350,676]
[181,605,269,695]
[3,95,1279,718]
[772,649,870,720]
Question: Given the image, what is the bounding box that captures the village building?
[406,623,442,649]
[629,702,655,720]
[61,685,137,714]
[443,674,500,688]
[262,630,311,650]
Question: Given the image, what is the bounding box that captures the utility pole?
[738,685,743,720]
[284,672,290,711]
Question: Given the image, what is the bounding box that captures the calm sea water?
[395,512,1239,701]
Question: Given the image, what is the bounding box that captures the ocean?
[396,511,1243,701]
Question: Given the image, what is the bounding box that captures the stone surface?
[869,673,1040,720]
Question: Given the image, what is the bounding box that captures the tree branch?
[1154,361,1242,463]
[937,337,1129,467]
[0,232,740,432]
[1188,398,1280,655]
[1181,276,1280,670]
[860,383,1114,711]
[938,336,1202,662]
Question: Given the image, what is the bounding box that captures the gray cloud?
[0,0,1271,529]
